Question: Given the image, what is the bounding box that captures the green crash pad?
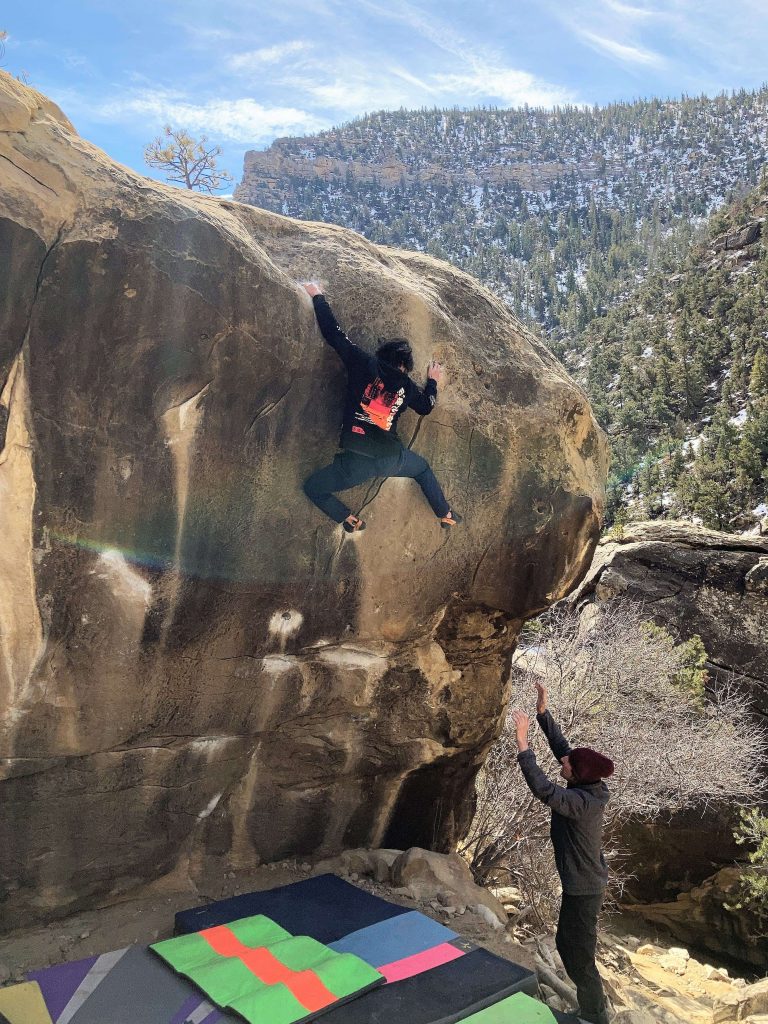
[458,991,558,1022]
[152,913,383,1024]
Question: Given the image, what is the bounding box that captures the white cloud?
[433,66,579,107]
[336,0,579,108]
[303,77,397,111]
[389,66,441,96]
[664,0,768,86]
[603,0,664,19]
[578,28,665,67]
[183,25,242,48]
[354,0,474,62]
[229,40,313,72]
[288,64,420,112]
[64,88,327,143]
[280,56,578,115]
[553,0,768,87]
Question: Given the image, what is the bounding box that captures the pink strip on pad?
[379,942,465,983]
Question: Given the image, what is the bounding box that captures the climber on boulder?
[511,683,614,1024]
[301,282,462,533]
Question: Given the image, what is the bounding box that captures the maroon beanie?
[570,747,614,784]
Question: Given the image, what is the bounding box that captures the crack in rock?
[246,380,294,433]
[0,152,59,195]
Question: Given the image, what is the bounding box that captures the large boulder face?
[0,73,607,926]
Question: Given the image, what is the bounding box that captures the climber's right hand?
[427,360,443,383]
[302,282,323,298]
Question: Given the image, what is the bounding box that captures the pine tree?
[750,345,768,397]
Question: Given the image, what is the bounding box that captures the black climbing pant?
[303,447,450,524]
[555,893,610,1024]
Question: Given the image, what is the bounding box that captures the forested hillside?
[580,181,768,531]
[237,90,768,342]
[235,89,768,530]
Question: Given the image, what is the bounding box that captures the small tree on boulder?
[144,125,233,193]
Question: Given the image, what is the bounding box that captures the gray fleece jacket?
[517,710,610,896]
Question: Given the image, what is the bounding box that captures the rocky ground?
[595,933,768,1024]
[1,849,766,1023]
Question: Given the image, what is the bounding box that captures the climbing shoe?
[440,510,463,529]
[343,514,366,533]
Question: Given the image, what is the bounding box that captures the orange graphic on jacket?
[357,378,405,431]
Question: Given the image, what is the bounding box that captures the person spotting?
[512,685,614,1024]
[301,282,462,533]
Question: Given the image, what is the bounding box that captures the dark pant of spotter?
[556,893,610,1024]
[304,447,450,523]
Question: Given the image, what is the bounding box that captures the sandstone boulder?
[714,221,762,252]
[390,847,507,924]
[571,521,768,714]
[311,847,401,884]
[713,978,768,1022]
[628,867,768,971]
[598,931,755,1024]
[0,72,607,926]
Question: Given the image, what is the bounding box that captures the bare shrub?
[462,599,766,927]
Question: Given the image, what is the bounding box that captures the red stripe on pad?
[379,942,465,983]
[201,924,336,1013]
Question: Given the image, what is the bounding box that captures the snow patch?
[729,409,748,428]
[682,435,705,455]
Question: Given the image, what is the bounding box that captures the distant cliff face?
[235,96,768,215]
[0,71,607,927]
[233,98,768,323]
[236,137,577,209]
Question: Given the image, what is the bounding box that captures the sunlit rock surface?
[0,72,607,926]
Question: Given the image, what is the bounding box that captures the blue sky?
[4,1,768,190]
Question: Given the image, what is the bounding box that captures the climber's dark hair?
[377,338,414,373]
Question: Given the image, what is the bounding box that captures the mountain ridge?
[235,89,768,339]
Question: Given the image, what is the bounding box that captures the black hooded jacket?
[312,294,437,457]
[517,711,610,896]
